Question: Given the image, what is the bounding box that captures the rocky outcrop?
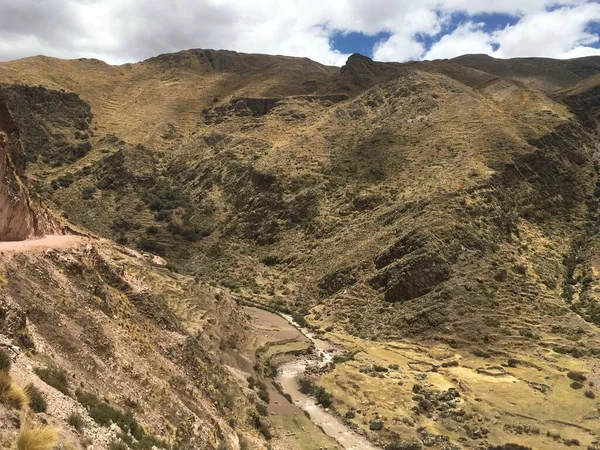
[202,94,348,123]
[370,252,450,303]
[0,100,61,241]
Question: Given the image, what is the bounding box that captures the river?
[275,314,381,450]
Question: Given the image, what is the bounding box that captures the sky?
[0,0,599,66]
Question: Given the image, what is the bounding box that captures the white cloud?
[492,3,600,58]
[373,34,426,62]
[0,0,598,65]
[424,23,494,60]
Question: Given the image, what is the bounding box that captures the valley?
[1,49,600,449]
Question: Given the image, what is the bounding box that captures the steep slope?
[0,101,281,450]
[0,94,62,240]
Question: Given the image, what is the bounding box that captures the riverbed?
[275,314,381,450]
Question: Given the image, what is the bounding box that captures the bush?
[252,415,272,440]
[34,366,70,396]
[585,390,596,399]
[441,360,459,368]
[369,419,383,430]
[75,389,142,440]
[0,350,12,372]
[137,239,166,256]
[507,358,518,368]
[298,377,315,395]
[291,312,308,328]
[314,387,333,408]
[81,186,96,200]
[570,381,584,390]
[26,384,47,413]
[257,389,270,404]
[567,371,587,382]
[256,402,268,416]
[473,349,491,358]
[68,411,85,432]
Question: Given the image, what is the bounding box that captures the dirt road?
[0,235,89,252]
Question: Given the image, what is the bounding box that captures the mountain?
[2,50,600,450]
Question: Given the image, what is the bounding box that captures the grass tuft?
[16,420,59,450]
[0,373,29,410]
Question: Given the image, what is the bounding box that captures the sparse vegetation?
[67,411,85,432]
[0,349,12,372]
[26,384,47,413]
[34,365,70,396]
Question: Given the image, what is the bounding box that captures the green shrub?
[291,312,308,328]
[473,349,491,358]
[256,402,268,416]
[0,350,11,372]
[314,387,333,408]
[585,390,595,399]
[567,371,586,382]
[138,239,166,256]
[369,419,383,430]
[298,377,315,395]
[34,366,70,396]
[146,225,159,234]
[81,186,96,200]
[257,389,270,404]
[76,389,142,440]
[68,412,85,432]
[26,384,47,413]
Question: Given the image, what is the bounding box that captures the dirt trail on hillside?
[0,235,89,252]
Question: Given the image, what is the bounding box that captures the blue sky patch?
[330,11,521,57]
[330,31,391,56]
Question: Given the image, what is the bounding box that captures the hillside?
[2,50,600,449]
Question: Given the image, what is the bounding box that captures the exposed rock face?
[0,294,27,340]
[0,100,61,241]
[0,132,38,240]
